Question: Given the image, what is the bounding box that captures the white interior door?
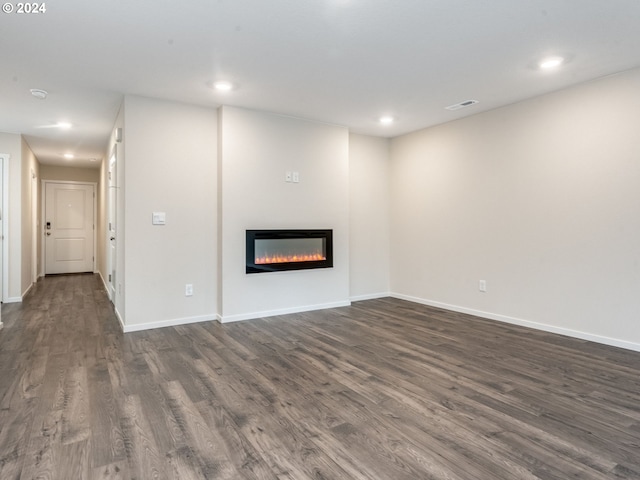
[107,149,117,302]
[44,182,95,274]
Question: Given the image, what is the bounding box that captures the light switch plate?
[152,212,166,225]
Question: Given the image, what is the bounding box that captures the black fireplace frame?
[246,229,333,274]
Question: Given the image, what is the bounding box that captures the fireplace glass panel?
[255,238,326,264]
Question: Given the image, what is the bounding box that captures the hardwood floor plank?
[19,349,71,480]
[195,399,279,480]
[0,398,33,479]
[88,359,127,468]
[58,438,91,479]
[164,380,238,479]
[19,347,49,400]
[121,394,169,480]
[20,408,64,480]
[124,355,184,454]
[60,365,91,445]
[92,460,130,480]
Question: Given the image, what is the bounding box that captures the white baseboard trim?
[22,282,34,299]
[114,307,125,331]
[391,292,640,353]
[219,300,352,324]
[98,272,110,294]
[3,296,22,304]
[350,292,391,302]
[122,314,216,333]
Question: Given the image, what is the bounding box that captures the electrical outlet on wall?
[185,284,193,296]
[479,280,487,292]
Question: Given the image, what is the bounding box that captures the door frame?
[1,154,9,304]
[31,168,38,284]
[41,180,98,276]
[107,143,117,303]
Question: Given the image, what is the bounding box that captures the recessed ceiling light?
[63,153,74,159]
[56,122,73,129]
[539,56,564,70]
[30,88,48,99]
[379,116,395,125]
[213,81,233,92]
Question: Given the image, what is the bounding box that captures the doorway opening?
[42,181,96,275]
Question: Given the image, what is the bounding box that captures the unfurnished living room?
[1,1,639,479]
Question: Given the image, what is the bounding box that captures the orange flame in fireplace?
[255,252,326,265]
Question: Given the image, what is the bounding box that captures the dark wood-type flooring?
[1,274,639,479]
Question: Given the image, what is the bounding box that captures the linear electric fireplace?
[246,229,333,274]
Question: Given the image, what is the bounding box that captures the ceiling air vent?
[445,99,479,111]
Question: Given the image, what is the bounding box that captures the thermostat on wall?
[152,212,166,225]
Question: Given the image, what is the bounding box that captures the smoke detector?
[30,88,48,99]
[445,99,479,111]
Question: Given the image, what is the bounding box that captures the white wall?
[122,95,217,330]
[39,165,100,183]
[390,68,640,350]
[349,133,390,300]
[0,132,22,302]
[218,106,350,321]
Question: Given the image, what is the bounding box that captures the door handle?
[110,237,115,241]
[46,232,51,236]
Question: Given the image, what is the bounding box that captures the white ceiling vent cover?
[445,99,479,111]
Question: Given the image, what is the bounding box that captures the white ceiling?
[2,0,640,168]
